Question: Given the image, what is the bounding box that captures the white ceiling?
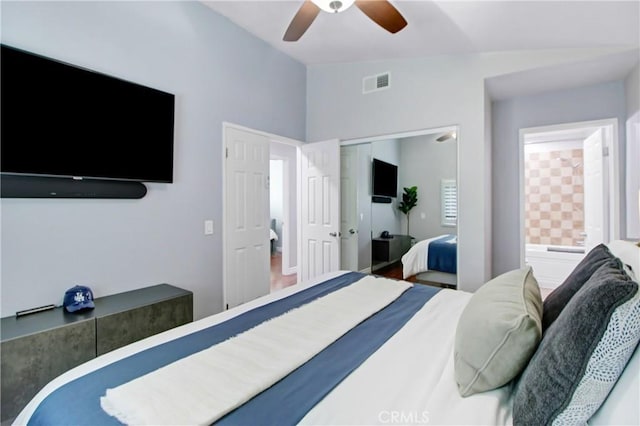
[203,1,640,99]
[203,1,640,65]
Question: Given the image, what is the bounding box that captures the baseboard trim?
[282,266,297,276]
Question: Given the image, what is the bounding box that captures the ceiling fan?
[283,0,407,42]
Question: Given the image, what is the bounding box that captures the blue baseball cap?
[63,285,95,313]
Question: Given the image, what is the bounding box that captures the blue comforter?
[428,235,457,274]
[28,273,439,426]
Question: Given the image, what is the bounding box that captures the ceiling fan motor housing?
[284,0,407,41]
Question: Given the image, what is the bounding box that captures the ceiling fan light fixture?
[311,0,355,13]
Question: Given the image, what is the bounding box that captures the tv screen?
[1,45,175,183]
[372,158,398,198]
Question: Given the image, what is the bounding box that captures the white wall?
[269,160,284,249]
[0,2,306,319]
[399,134,457,239]
[625,64,640,239]
[307,49,625,291]
[270,142,298,265]
[491,81,627,276]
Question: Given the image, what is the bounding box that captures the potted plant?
[398,186,418,236]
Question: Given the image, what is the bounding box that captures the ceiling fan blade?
[355,0,407,34]
[283,1,321,41]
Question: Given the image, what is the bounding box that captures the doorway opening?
[222,123,303,310]
[519,119,620,291]
[269,142,298,292]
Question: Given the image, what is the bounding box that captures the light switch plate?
[204,220,214,235]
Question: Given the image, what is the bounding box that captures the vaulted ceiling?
[203,1,639,65]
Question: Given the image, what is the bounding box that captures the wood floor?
[373,262,455,289]
[270,257,555,300]
[374,261,554,299]
[270,253,297,292]
[372,262,417,282]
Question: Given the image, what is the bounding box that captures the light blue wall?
[0,1,306,319]
[491,81,627,276]
[399,134,457,240]
[306,55,494,290]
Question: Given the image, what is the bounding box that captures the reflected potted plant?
[398,186,418,236]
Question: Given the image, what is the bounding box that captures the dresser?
[371,234,413,272]
[0,284,193,423]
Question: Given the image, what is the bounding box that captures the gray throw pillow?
[542,244,613,331]
[513,258,637,425]
[454,267,542,397]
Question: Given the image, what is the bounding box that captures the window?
[441,179,457,227]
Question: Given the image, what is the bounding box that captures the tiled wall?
[524,148,584,246]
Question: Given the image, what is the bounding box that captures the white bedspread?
[14,272,513,426]
[301,289,514,425]
[402,234,455,279]
[100,276,412,425]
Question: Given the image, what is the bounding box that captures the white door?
[224,127,270,308]
[583,129,606,251]
[300,139,341,281]
[340,146,359,271]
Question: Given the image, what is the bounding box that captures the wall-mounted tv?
[1,45,175,183]
[372,158,398,198]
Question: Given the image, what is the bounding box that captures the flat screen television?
[1,45,175,183]
[372,158,398,198]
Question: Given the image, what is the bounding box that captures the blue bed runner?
[218,281,439,425]
[28,272,439,425]
[428,235,457,274]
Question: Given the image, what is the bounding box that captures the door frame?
[222,122,302,309]
[341,124,460,273]
[518,118,620,268]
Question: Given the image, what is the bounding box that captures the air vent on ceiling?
[363,72,390,94]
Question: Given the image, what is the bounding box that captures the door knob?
[349,228,356,234]
[329,232,337,237]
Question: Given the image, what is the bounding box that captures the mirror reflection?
[340,128,458,288]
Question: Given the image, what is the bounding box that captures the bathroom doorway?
[519,119,620,290]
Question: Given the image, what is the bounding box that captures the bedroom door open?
[300,139,341,281]
[583,129,606,252]
[224,126,271,309]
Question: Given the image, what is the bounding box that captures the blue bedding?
[27,272,439,426]
[428,235,457,274]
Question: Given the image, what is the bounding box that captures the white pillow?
[590,240,640,425]
[589,341,640,425]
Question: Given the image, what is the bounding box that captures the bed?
[13,241,640,426]
[402,234,457,287]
